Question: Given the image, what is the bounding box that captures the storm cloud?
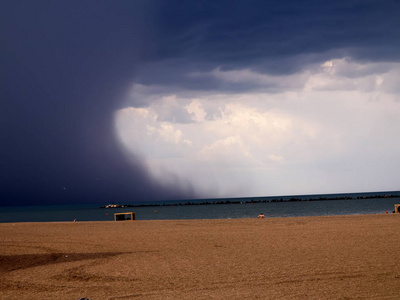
[1,0,399,205]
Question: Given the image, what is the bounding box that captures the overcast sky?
[1,0,400,206]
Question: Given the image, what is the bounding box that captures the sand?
[1,214,399,299]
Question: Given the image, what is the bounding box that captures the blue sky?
[1,0,400,205]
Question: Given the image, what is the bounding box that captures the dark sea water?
[1,191,399,223]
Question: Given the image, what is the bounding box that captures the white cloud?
[115,58,400,198]
[157,123,183,144]
[185,99,207,122]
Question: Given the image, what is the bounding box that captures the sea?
[1,191,399,223]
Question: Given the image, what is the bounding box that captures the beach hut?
[114,212,136,221]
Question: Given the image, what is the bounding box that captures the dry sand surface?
[1,214,400,299]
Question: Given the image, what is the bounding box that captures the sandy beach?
[1,214,399,299]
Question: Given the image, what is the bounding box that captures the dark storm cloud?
[130,0,400,90]
[0,0,193,206]
[1,0,399,205]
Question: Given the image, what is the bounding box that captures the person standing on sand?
[258,213,265,218]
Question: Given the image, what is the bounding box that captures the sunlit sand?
[1,214,399,299]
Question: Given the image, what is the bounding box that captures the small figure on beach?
[258,213,265,218]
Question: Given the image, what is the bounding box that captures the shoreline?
[2,192,399,223]
[1,211,399,225]
[1,214,400,299]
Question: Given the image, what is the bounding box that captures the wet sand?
[1,214,399,299]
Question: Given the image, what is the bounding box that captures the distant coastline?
[100,192,400,209]
[2,191,399,223]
